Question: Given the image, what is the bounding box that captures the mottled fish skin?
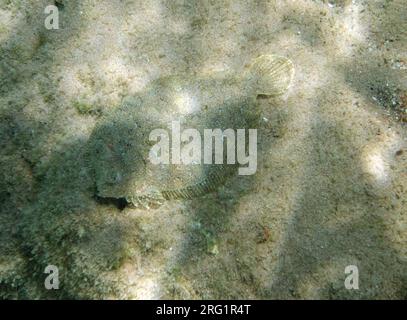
[88,55,294,208]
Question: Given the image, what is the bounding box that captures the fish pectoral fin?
[246,54,295,96]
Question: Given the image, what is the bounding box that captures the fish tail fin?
[246,55,294,96]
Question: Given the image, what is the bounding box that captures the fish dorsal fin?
[245,55,294,96]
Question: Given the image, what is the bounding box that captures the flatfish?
[88,55,294,208]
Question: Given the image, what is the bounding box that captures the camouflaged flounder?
[88,55,294,208]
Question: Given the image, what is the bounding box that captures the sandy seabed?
[0,0,406,299]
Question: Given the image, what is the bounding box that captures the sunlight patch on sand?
[334,3,368,56]
[128,275,162,300]
[361,132,402,190]
[199,59,232,75]
[173,90,201,115]
[0,9,15,43]
[130,1,165,33]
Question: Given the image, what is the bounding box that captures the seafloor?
[0,0,406,299]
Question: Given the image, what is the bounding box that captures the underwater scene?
[0,0,406,300]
